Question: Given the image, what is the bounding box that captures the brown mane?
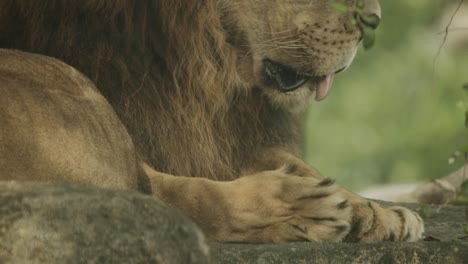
[0,0,299,182]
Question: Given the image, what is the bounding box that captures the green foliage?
[330,1,378,50]
[360,14,380,28]
[356,0,365,10]
[361,27,376,50]
[458,195,468,203]
[418,205,432,220]
[458,183,468,202]
[450,85,468,163]
[461,180,468,194]
[466,111,468,129]
[329,2,349,12]
[304,1,468,191]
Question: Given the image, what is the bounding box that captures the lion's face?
[220,0,381,112]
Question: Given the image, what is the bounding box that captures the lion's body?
[0,0,275,182]
[0,50,139,189]
[0,0,425,244]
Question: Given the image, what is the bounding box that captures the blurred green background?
[303,0,468,191]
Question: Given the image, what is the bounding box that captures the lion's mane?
[0,0,299,181]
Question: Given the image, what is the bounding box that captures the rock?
[212,240,467,264]
[0,182,210,264]
[1,182,467,264]
[212,203,468,264]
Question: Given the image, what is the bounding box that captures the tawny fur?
[0,0,302,182]
[0,0,425,244]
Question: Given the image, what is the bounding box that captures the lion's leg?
[142,163,352,243]
[142,146,424,244]
[241,147,323,180]
[248,149,425,243]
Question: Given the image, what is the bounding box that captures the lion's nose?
[360,0,381,29]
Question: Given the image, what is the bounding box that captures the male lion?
[0,0,424,243]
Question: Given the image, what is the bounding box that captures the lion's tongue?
[315,74,335,101]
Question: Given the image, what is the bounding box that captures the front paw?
[345,201,424,243]
[216,166,352,243]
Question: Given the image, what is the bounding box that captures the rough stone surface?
[0,182,210,264]
[212,203,468,264]
[212,241,468,264]
[1,182,467,264]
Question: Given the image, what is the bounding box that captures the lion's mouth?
[263,59,335,101]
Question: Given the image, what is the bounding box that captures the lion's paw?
[385,205,424,242]
[345,201,424,243]
[222,166,352,243]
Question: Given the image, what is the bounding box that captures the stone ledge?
[1,182,467,264]
[212,240,468,264]
[212,202,468,264]
[0,182,210,264]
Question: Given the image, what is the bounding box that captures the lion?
[0,0,424,243]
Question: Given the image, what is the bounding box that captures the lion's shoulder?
[0,48,138,189]
[0,49,101,100]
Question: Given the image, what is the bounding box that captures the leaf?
[463,83,468,90]
[461,144,468,153]
[356,0,365,10]
[362,26,376,50]
[457,194,468,203]
[419,205,431,219]
[461,181,468,196]
[465,111,468,129]
[465,226,468,235]
[361,14,381,29]
[330,2,349,12]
